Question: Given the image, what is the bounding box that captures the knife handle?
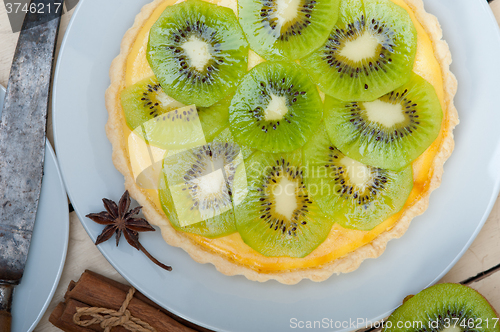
[0,284,13,332]
[0,310,11,332]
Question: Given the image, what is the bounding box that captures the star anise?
[86,190,172,271]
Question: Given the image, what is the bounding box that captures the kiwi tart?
[105,0,458,284]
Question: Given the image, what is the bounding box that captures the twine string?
[73,287,156,332]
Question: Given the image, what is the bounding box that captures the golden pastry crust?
[105,0,458,285]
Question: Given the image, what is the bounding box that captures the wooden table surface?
[1,1,500,331]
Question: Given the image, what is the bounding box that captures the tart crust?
[105,0,458,284]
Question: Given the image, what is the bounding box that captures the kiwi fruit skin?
[324,73,443,171]
[301,0,417,101]
[121,76,232,147]
[384,283,500,332]
[229,61,323,153]
[159,142,244,238]
[235,149,333,258]
[147,0,249,108]
[238,0,340,61]
[303,124,413,231]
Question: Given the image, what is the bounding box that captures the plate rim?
[27,141,70,332]
[51,0,500,330]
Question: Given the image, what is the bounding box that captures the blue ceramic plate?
[52,1,500,331]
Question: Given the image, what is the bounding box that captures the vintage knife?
[0,1,63,330]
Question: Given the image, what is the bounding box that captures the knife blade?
[0,1,63,330]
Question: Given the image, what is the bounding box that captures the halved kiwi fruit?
[303,125,412,230]
[235,150,333,257]
[229,61,323,153]
[301,0,417,101]
[147,0,249,107]
[159,142,245,238]
[384,283,500,332]
[121,76,231,147]
[324,73,443,171]
[238,0,340,60]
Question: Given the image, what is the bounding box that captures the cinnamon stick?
[49,302,65,325]
[62,299,130,332]
[66,272,195,332]
[49,301,96,332]
[82,270,212,332]
[67,280,77,293]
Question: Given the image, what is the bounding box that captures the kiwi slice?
[235,150,333,257]
[303,125,412,230]
[147,0,249,108]
[211,127,255,160]
[159,142,246,238]
[229,61,323,153]
[121,76,231,147]
[324,73,443,171]
[385,283,500,332]
[301,0,417,101]
[238,0,340,60]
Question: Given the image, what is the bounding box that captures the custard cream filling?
[122,0,446,272]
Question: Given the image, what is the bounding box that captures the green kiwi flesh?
[121,76,231,147]
[229,61,323,153]
[324,73,443,171]
[235,150,333,257]
[238,0,340,60]
[384,283,500,332]
[301,0,417,101]
[211,127,256,160]
[303,125,412,230]
[147,0,249,107]
[159,142,245,238]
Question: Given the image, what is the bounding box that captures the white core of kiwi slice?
[162,143,243,228]
[274,0,302,30]
[191,169,227,199]
[338,31,380,63]
[441,327,462,332]
[340,156,371,187]
[264,94,289,121]
[181,36,213,72]
[363,99,406,128]
[271,176,299,220]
